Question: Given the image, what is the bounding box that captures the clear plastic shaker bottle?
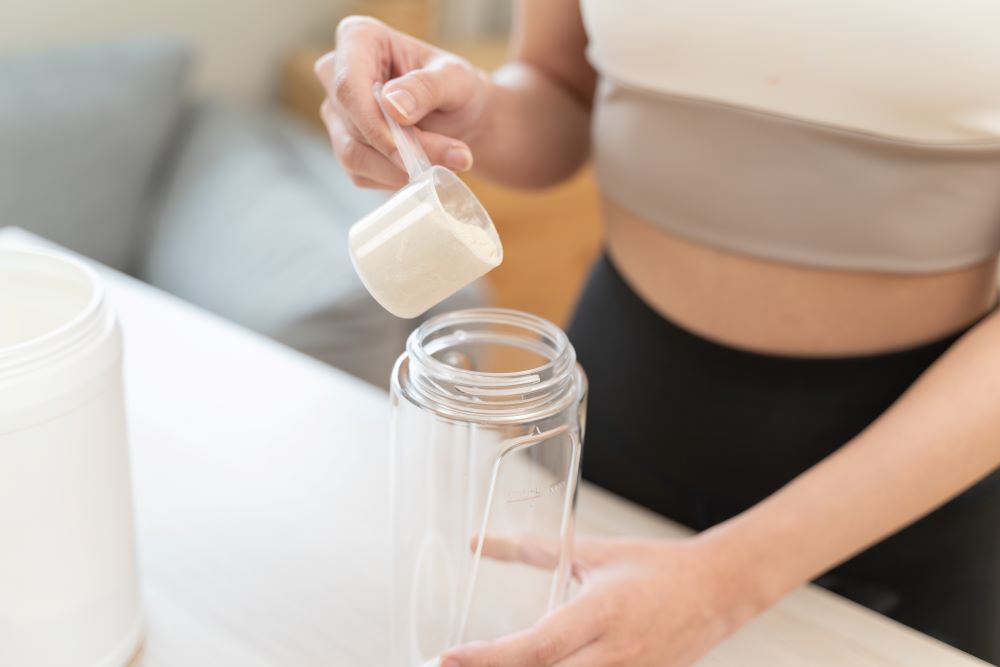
[390,308,587,666]
[348,84,503,319]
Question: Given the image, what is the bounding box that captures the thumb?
[381,56,481,125]
[572,537,624,568]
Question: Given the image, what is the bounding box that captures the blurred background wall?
[0,0,512,101]
[0,0,347,101]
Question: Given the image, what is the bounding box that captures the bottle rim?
[395,308,583,423]
[0,248,108,379]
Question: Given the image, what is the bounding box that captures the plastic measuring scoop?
[347,84,503,320]
[373,82,432,179]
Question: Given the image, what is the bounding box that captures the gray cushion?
[0,38,191,271]
[140,104,487,387]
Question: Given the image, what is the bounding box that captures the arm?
[444,313,1000,666]
[708,309,1000,617]
[314,0,595,190]
[471,0,596,187]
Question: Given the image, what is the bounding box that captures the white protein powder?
[349,192,501,319]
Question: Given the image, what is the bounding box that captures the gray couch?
[0,37,485,387]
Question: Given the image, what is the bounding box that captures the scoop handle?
[373,82,432,181]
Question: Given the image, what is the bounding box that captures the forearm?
[704,310,1000,614]
[468,62,591,188]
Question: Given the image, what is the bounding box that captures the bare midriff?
[604,198,1000,356]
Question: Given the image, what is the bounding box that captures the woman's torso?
[580,0,1000,354]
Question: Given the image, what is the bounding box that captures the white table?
[1,228,989,666]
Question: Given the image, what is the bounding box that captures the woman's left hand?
[440,535,761,667]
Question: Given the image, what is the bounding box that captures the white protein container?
[0,248,142,667]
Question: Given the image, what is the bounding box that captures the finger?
[313,49,337,87]
[318,16,398,158]
[338,137,407,188]
[571,537,626,568]
[323,98,472,181]
[553,642,616,667]
[321,101,408,188]
[315,20,474,170]
[441,592,609,667]
[322,97,403,170]
[349,175,398,190]
[472,534,590,581]
[475,534,564,571]
[411,129,474,172]
[322,84,472,174]
[381,56,483,125]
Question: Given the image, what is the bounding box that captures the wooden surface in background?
[279,41,603,327]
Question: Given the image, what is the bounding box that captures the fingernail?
[441,660,460,667]
[445,145,473,171]
[385,89,416,119]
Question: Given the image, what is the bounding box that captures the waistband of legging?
[599,251,993,370]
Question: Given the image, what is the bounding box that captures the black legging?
[568,253,1000,663]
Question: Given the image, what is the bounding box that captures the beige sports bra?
[581,0,1000,273]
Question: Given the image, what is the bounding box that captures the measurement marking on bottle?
[507,480,568,504]
[507,489,543,504]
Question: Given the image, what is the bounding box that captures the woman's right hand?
[313,16,492,189]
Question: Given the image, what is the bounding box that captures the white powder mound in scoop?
[350,195,501,319]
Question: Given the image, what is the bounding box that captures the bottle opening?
[395,308,582,423]
[426,324,553,376]
[0,250,96,350]
[0,249,110,381]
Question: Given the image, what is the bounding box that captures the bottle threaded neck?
[0,248,110,379]
[394,308,581,423]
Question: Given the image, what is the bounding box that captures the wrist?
[690,520,790,634]
[463,66,502,157]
